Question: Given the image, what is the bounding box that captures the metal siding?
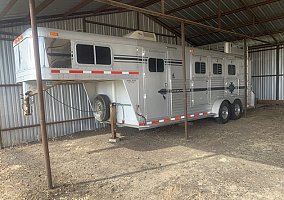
[250,46,284,100]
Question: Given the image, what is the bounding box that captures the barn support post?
[0,109,3,149]
[0,126,3,149]
[136,12,140,30]
[244,38,248,118]
[181,22,188,139]
[110,103,117,140]
[161,0,165,14]
[82,17,87,32]
[276,45,280,100]
[28,0,53,189]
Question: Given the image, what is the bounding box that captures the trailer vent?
[124,31,157,42]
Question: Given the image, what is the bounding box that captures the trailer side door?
[191,55,210,108]
[144,51,168,120]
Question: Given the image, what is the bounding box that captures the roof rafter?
[199,26,284,46]
[171,0,280,29]
[95,0,161,15]
[237,0,277,43]
[35,0,56,15]
[64,0,93,17]
[190,13,284,39]
[196,0,280,23]
[0,0,18,18]
[165,0,209,14]
[147,15,197,46]
[93,0,272,45]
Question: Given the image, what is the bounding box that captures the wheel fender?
[211,99,227,117]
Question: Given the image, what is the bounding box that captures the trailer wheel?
[230,99,243,120]
[216,101,231,124]
[93,94,111,122]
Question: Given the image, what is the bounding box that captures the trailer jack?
[22,95,32,116]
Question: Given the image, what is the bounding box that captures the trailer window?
[45,38,71,68]
[76,44,95,64]
[195,62,206,74]
[228,64,236,75]
[149,58,164,72]
[213,63,222,75]
[157,59,164,72]
[95,46,111,65]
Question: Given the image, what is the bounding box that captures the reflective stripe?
[139,112,209,127]
[50,69,140,75]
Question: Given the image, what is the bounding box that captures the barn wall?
[250,46,284,100]
[0,12,176,148]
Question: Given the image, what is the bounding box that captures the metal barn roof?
[0,0,284,47]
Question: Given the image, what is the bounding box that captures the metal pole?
[0,122,3,149]
[110,103,117,139]
[161,0,165,14]
[0,107,3,149]
[136,12,140,30]
[218,0,221,29]
[276,45,280,100]
[181,22,188,139]
[82,17,87,32]
[28,0,53,189]
[244,38,248,118]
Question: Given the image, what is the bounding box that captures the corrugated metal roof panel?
[1,0,284,46]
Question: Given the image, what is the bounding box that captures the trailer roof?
[0,0,284,47]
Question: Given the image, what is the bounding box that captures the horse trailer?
[13,27,254,130]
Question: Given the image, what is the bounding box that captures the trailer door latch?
[158,88,168,100]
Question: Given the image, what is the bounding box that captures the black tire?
[230,99,243,120]
[216,101,231,124]
[93,94,111,122]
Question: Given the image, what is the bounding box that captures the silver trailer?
[13,27,254,130]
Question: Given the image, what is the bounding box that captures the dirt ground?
[0,106,284,200]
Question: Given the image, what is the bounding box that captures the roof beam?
[165,0,209,14]
[64,0,159,18]
[147,15,197,46]
[34,0,56,15]
[96,0,161,15]
[201,27,284,46]
[171,0,280,29]
[190,13,284,39]
[0,0,18,18]
[93,0,272,44]
[237,0,277,43]
[85,19,176,38]
[196,0,280,23]
[64,0,93,17]
[0,0,160,27]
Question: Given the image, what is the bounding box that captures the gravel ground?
[0,106,284,200]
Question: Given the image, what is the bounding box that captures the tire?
[230,99,243,120]
[93,94,111,122]
[216,101,231,124]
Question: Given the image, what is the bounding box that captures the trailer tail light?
[49,32,59,37]
[13,35,23,46]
